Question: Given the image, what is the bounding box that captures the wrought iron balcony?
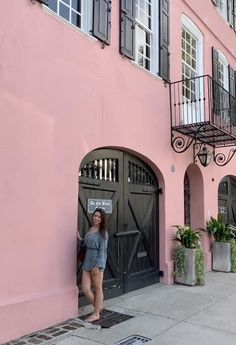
[170,74,236,155]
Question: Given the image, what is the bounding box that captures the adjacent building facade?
[1,0,236,342]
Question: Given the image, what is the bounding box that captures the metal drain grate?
[4,319,83,345]
[80,309,134,328]
[114,335,151,345]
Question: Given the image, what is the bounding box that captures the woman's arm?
[95,233,108,269]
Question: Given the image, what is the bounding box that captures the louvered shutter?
[212,47,221,114]
[227,0,234,27]
[120,0,135,59]
[212,47,220,82]
[229,66,236,125]
[93,0,111,45]
[159,0,170,81]
[234,0,236,30]
[33,0,49,5]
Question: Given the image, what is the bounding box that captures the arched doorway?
[184,172,191,226]
[77,149,160,301]
[218,176,236,225]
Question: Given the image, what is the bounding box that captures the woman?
[81,208,108,322]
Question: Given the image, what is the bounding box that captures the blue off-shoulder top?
[82,229,108,272]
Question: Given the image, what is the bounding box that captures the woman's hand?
[77,232,83,240]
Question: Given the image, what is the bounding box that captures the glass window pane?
[71,10,81,28]
[61,0,70,5]
[72,0,81,13]
[59,2,69,20]
[48,0,57,12]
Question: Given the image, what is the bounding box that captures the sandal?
[85,313,100,323]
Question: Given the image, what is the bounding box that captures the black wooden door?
[218,176,236,225]
[77,149,159,300]
[122,154,159,292]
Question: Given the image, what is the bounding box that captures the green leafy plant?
[207,214,236,273]
[173,225,201,249]
[206,215,236,242]
[173,225,206,285]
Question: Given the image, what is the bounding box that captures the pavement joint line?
[185,319,236,336]
[70,334,105,344]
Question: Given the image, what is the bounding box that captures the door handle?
[114,230,139,237]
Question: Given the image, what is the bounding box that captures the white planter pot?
[175,248,197,286]
[213,242,231,272]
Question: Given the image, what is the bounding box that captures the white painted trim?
[42,5,97,43]
[131,60,162,80]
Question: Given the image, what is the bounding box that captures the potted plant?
[207,215,236,272]
[173,225,206,286]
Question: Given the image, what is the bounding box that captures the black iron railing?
[170,74,236,135]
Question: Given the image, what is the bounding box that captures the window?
[47,0,111,44]
[212,48,236,127]
[182,27,197,101]
[181,15,204,123]
[218,51,229,90]
[48,0,93,32]
[212,0,236,30]
[218,0,228,20]
[135,0,156,72]
[120,0,169,81]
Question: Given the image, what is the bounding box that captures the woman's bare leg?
[85,270,104,322]
[82,270,95,306]
[92,271,104,316]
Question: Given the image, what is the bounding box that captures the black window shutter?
[227,0,234,27]
[229,65,236,97]
[212,47,220,82]
[212,47,220,114]
[228,66,236,125]
[234,0,236,30]
[33,0,49,5]
[159,0,170,81]
[93,0,111,45]
[120,0,135,60]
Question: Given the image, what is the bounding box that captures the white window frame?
[181,15,204,124]
[47,0,93,34]
[217,0,228,22]
[218,50,229,91]
[134,0,159,74]
[181,15,204,77]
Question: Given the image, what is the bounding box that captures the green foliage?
[230,240,236,273]
[173,225,201,249]
[206,215,236,242]
[174,246,185,277]
[195,248,206,285]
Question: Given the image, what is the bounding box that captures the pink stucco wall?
[0,0,236,342]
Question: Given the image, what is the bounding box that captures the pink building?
[1,0,236,342]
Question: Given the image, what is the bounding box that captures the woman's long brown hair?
[92,208,107,238]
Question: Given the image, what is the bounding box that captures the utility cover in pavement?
[114,334,151,345]
[79,309,134,328]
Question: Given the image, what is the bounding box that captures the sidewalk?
[7,272,236,345]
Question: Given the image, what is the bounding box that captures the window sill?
[130,60,162,81]
[42,5,97,43]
